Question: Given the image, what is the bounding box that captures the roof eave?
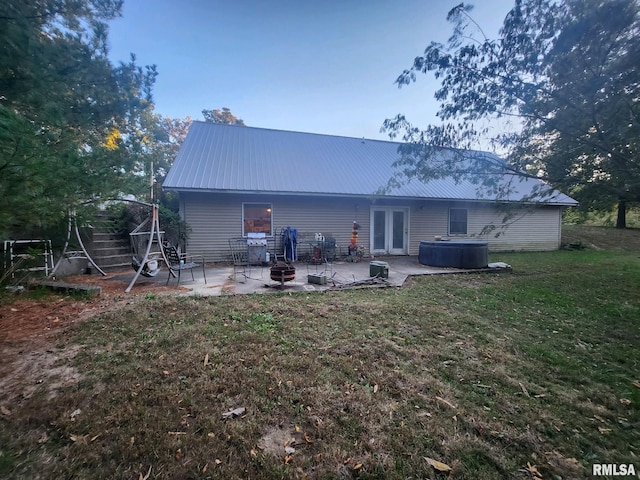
[162,186,578,206]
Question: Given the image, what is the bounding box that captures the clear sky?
[108,0,515,142]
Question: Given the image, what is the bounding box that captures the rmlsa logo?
[592,463,637,476]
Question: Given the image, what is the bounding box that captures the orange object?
[349,221,360,253]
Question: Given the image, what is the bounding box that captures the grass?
[1,228,639,479]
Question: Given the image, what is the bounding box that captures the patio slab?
[131,256,511,297]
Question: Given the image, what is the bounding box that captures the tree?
[383,0,640,227]
[0,0,157,238]
[201,107,246,125]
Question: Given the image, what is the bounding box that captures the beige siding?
[182,192,372,262]
[467,204,562,251]
[181,192,240,262]
[408,201,562,253]
[181,193,563,261]
[274,196,369,258]
[407,202,448,255]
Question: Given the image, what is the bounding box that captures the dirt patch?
[0,344,84,403]
[0,271,181,342]
[0,270,183,405]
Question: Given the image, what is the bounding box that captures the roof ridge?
[192,120,405,146]
[191,121,507,158]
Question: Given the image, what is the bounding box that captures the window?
[449,208,467,235]
[243,203,272,236]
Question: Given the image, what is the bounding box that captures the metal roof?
[163,122,577,205]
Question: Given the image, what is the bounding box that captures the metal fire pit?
[270,262,296,286]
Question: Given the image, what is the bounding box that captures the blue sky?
[108,1,515,142]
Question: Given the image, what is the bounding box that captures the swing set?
[51,199,173,293]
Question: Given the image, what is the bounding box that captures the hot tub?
[419,240,488,269]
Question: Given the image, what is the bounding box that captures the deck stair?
[89,213,132,273]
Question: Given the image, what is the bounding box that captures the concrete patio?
[107,256,511,296]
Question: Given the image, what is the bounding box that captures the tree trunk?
[616,200,627,229]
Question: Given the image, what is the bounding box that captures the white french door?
[370,207,409,255]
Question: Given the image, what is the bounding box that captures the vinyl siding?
[182,193,564,262]
[182,192,371,262]
[468,204,562,251]
[408,202,562,253]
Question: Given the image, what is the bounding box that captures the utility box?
[307,273,327,285]
[369,261,389,279]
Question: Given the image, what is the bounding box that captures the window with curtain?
[242,203,272,236]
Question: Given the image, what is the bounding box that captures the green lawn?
[1,239,639,479]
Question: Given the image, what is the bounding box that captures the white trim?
[370,206,410,255]
[242,202,273,237]
[448,207,468,235]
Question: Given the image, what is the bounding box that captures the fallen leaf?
[130,436,135,445]
[519,382,531,397]
[598,427,612,434]
[1,406,11,416]
[304,432,313,444]
[425,457,452,472]
[285,446,296,454]
[69,434,85,443]
[284,455,293,464]
[525,461,542,478]
[295,424,301,433]
[163,370,170,375]
[203,353,209,367]
[215,459,222,465]
[373,384,379,393]
[354,463,363,470]
[175,448,182,460]
[222,407,246,419]
[619,398,631,405]
[632,380,640,389]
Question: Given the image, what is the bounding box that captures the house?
[163,121,577,262]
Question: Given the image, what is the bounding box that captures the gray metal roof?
[163,122,577,205]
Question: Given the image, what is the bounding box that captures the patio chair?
[305,236,335,278]
[163,243,207,286]
[228,237,250,282]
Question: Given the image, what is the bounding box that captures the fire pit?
[270,262,296,286]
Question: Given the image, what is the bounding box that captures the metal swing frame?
[50,209,108,277]
[50,200,172,293]
[125,202,171,293]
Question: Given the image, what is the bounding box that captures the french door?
[371,207,409,255]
